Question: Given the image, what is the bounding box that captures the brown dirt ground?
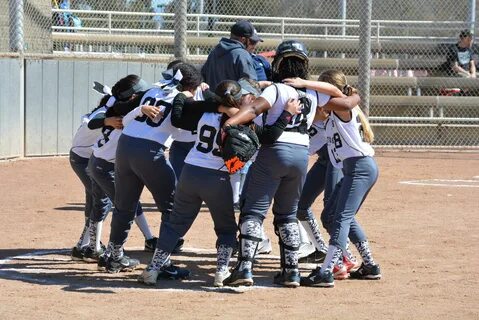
[0,151,478,320]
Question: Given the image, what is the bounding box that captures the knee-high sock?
[277,221,300,273]
[217,245,233,273]
[106,241,123,260]
[321,245,342,274]
[87,220,104,252]
[134,214,153,240]
[300,218,328,252]
[76,217,90,248]
[238,220,262,271]
[147,248,171,271]
[230,172,241,204]
[343,241,358,262]
[354,240,376,266]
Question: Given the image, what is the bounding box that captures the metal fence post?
[175,0,188,60]
[469,0,476,32]
[358,0,372,116]
[339,0,347,59]
[9,0,24,53]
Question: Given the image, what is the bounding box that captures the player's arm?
[323,94,361,112]
[224,97,271,127]
[254,99,301,144]
[88,112,123,130]
[470,59,476,78]
[110,91,146,116]
[171,92,219,131]
[282,77,343,97]
[87,113,106,129]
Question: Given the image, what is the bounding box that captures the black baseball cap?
[460,29,473,38]
[231,20,263,42]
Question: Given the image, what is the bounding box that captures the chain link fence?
[1,0,478,149]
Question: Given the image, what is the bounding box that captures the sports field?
[0,151,478,319]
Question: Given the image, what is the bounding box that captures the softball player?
[83,75,159,262]
[294,70,381,287]
[221,40,357,287]
[139,79,300,286]
[295,116,342,263]
[69,87,122,260]
[101,63,202,273]
[168,85,205,179]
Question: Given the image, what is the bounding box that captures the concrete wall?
[0,58,23,159]
[24,59,167,156]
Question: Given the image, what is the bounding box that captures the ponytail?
[355,106,374,143]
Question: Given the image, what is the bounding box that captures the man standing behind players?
[201,20,262,89]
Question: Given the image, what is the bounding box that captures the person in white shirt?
[100,63,202,274]
[83,75,158,263]
[221,41,357,288]
[287,69,381,288]
[69,81,123,261]
[139,79,301,287]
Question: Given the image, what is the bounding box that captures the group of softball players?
[68,39,381,288]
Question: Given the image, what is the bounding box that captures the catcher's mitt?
[221,125,260,174]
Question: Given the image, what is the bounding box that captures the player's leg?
[271,143,308,288]
[201,168,237,287]
[68,150,93,260]
[139,164,203,285]
[224,146,281,286]
[303,156,379,287]
[168,140,195,180]
[103,135,145,273]
[84,155,113,262]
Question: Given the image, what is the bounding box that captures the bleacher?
[49,10,479,147]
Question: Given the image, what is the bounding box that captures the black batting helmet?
[272,40,309,81]
[275,40,308,61]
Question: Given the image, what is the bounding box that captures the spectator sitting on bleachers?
[445,29,476,78]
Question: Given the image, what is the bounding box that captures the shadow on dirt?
[0,248,290,294]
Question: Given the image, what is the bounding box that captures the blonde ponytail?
[355,106,374,143]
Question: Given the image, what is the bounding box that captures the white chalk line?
[399,178,479,188]
[0,247,284,293]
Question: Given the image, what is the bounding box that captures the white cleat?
[297,242,316,259]
[138,268,159,285]
[213,270,231,287]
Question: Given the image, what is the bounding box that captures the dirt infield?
[0,151,478,319]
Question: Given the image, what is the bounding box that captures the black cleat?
[298,249,327,264]
[273,269,301,288]
[144,237,158,252]
[105,255,140,273]
[71,246,85,261]
[300,268,334,288]
[349,263,382,280]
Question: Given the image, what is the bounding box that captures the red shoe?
[343,256,360,273]
[332,264,348,280]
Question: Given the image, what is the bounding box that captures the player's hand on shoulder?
[285,98,301,115]
[282,77,305,88]
[199,82,210,91]
[258,80,273,89]
[141,105,162,121]
[105,116,123,129]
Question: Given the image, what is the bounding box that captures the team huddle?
[68,21,382,288]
